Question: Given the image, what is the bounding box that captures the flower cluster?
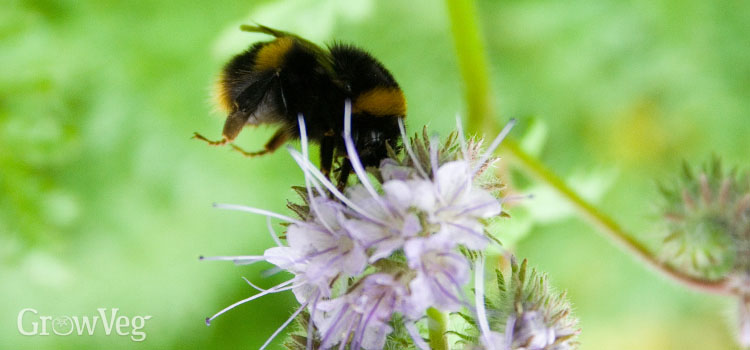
[201,104,578,349]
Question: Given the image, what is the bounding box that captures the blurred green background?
[1,0,748,348]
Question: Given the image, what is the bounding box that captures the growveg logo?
[17,308,152,342]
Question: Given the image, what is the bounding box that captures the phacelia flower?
[404,233,471,316]
[285,196,368,296]
[201,102,517,349]
[315,273,408,350]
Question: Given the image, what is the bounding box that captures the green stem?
[427,307,448,350]
[445,0,731,295]
[444,0,495,133]
[504,140,731,295]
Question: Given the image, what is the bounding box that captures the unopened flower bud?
[657,157,750,281]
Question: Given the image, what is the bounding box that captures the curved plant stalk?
[444,0,496,133]
[444,0,731,296]
[502,140,731,294]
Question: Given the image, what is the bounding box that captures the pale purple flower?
[342,184,422,262]
[429,160,503,250]
[201,106,517,350]
[285,196,368,296]
[509,311,558,350]
[342,215,421,262]
[403,234,471,317]
[383,179,438,213]
[315,273,408,350]
[262,245,323,305]
[342,151,503,262]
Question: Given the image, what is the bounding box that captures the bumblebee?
[194,25,406,185]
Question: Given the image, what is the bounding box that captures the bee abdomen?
[352,87,406,117]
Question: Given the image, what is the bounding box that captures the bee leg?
[336,160,352,191]
[192,132,227,146]
[193,109,250,146]
[319,136,335,179]
[230,127,289,158]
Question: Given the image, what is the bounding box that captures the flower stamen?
[206,278,295,325]
[398,117,429,178]
[343,100,390,213]
[474,254,495,350]
[213,203,300,224]
[260,301,310,350]
[472,118,516,177]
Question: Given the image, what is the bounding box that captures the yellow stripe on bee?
[254,37,294,71]
[352,87,406,117]
[214,72,233,113]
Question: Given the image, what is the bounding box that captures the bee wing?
[235,73,281,114]
[222,74,283,141]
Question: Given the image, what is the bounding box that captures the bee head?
[348,117,402,168]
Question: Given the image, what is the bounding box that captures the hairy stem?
[427,307,448,350]
[444,0,731,295]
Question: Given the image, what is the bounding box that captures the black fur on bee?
[194,24,406,186]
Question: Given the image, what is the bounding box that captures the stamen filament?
[342,100,390,212]
[200,255,264,265]
[307,292,321,350]
[472,118,516,176]
[297,114,338,233]
[260,301,310,350]
[242,276,267,292]
[398,118,429,178]
[206,279,295,325]
[288,149,388,226]
[405,321,430,350]
[456,114,469,162]
[430,135,440,178]
[266,217,283,248]
[213,203,300,224]
[474,254,495,350]
[500,194,534,203]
